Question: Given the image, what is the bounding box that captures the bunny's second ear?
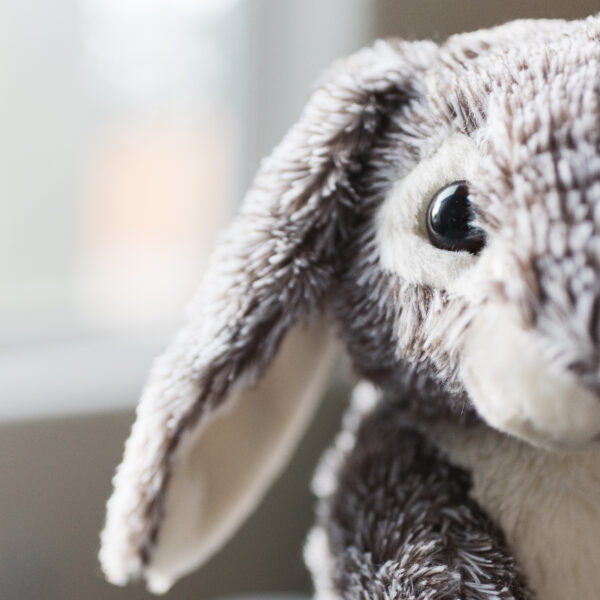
[99,39,436,593]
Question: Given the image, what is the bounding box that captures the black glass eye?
[426,181,486,254]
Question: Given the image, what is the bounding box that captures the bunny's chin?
[460,303,600,452]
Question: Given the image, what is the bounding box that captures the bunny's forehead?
[426,16,600,140]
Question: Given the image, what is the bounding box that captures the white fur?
[305,383,378,600]
[433,421,600,600]
[377,133,481,289]
[312,381,378,499]
[461,303,600,450]
[304,527,340,600]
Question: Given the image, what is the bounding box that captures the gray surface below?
[0,383,349,600]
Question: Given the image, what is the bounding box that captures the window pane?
[0,0,245,341]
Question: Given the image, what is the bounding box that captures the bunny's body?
[101,15,600,599]
[308,383,600,599]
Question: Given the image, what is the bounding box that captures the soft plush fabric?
[101,15,600,599]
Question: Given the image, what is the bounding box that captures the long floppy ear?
[99,39,436,593]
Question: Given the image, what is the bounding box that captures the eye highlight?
[426,181,486,255]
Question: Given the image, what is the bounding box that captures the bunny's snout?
[458,219,600,450]
[460,301,600,450]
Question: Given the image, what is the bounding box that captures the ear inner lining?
[143,319,337,593]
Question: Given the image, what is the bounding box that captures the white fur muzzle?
[461,302,600,449]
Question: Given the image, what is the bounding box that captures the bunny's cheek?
[460,303,600,450]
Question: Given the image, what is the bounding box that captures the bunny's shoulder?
[307,383,529,600]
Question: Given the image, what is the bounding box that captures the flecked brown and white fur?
[101,15,600,599]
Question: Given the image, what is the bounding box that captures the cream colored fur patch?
[461,303,600,449]
[433,421,600,600]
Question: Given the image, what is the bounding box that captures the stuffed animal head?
[100,15,600,592]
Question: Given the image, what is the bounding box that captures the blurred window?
[1,0,246,342]
[0,0,373,419]
[0,0,251,419]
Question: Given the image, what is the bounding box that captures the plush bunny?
[100,15,600,600]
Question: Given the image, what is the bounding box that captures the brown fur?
[101,15,600,597]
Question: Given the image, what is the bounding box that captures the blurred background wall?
[1,1,598,599]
